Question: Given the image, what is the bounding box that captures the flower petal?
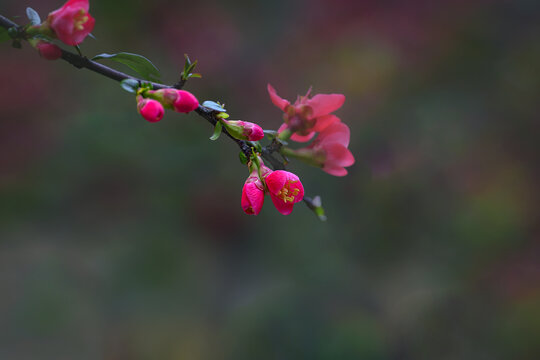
[317,122,350,147]
[313,114,341,132]
[264,170,288,195]
[267,84,290,111]
[325,143,355,167]
[307,94,345,118]
[322,165,348,176]
[290,131,316,142]
[269,194,295,215]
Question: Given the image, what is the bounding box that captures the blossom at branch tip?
[241,170,265,215]
[265,170,304,215]
[222,120,264,141]
[268,84,344,142]
[36,41,62,60]
[137,97,164,123]
[47,0,95,46]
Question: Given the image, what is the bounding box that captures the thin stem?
[0,13,256,157]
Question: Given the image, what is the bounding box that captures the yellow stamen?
[276,180,299,204]
[74,11,89,31]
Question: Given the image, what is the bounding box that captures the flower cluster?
[242,161,304,216]
[25,0,95,60]
[268,84,355,176]
[7,0,354,219]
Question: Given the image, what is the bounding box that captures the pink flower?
[310,122,355,176]
[265,170,304,215]
[222,120,264,141]
[172,90,199,113]
[137,97,164,123]
[268,84,344,142]
[241,170,265,215]
[36,41,62,60]
[47,0,95,46]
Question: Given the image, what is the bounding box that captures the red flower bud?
[173,90,199,113]
[241,170,265,215]
[137,98,164,123]
[36,41,62,60]
[222,120,264,141]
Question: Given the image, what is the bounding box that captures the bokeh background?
[1,0,540,359]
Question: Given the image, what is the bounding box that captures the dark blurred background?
[1,0,540,359]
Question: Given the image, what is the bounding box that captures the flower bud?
[173,90,199,113]
[221,120,264,141]
[137,97,164,123]
[36,41,62,60]
[146,89,198,114]
[241,170,265,215]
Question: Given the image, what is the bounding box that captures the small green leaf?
[202,100,226,112]
[93,52,161,81]
[239,151,248,165]
[188,73,202,78]
[263,130,278,138]
[33,33,54,42]
[304,196,327,221]
[184,54,192,72]
[120,78,139,93]
[0,28,10,43]
[26,7,41,26]
[210,121,223,141]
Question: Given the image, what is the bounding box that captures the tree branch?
[0,13,261,159]
[0,13,324,219]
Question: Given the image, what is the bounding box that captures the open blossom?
[241,170,265,215]
[268,84,344,142]
[310,122,355,176]
[137,97,164,123]
[47,0,95,46]
[222,120,264,141]
[265,170,304,215]
[36,41,62,60]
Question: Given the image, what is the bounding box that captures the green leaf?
[210,121,223,141]
[202,100,226,112]
[120,78,139,93]
[0,28,10,43]
[239,151,248,165]
[304,196,327,221]
[188,73,202,78]
[26,7,41,26]
[263,130,278,138]
[183,54,192,72]
[33,33,54,42]
[92,52,161,81]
